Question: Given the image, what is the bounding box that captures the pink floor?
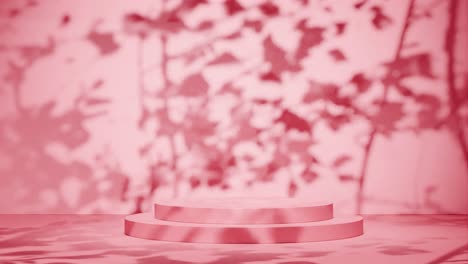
[0,214,467,264]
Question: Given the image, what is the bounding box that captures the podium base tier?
[124,213,364,244]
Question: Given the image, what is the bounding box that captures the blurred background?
[0,0,467,215]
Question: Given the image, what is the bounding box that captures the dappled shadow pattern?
[0,214,467,263]
[0,0,467,216]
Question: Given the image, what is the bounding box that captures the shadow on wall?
[0,0,467,214]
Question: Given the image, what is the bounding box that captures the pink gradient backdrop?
[0,0,467,215]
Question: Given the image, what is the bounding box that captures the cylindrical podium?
[124,198,363,243]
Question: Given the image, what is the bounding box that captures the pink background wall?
[0,0,467,215]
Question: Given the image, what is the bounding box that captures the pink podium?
[124,198,363,243]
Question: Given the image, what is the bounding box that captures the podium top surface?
[154,197,332,209]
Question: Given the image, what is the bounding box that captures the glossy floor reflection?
[0,215,467,264]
